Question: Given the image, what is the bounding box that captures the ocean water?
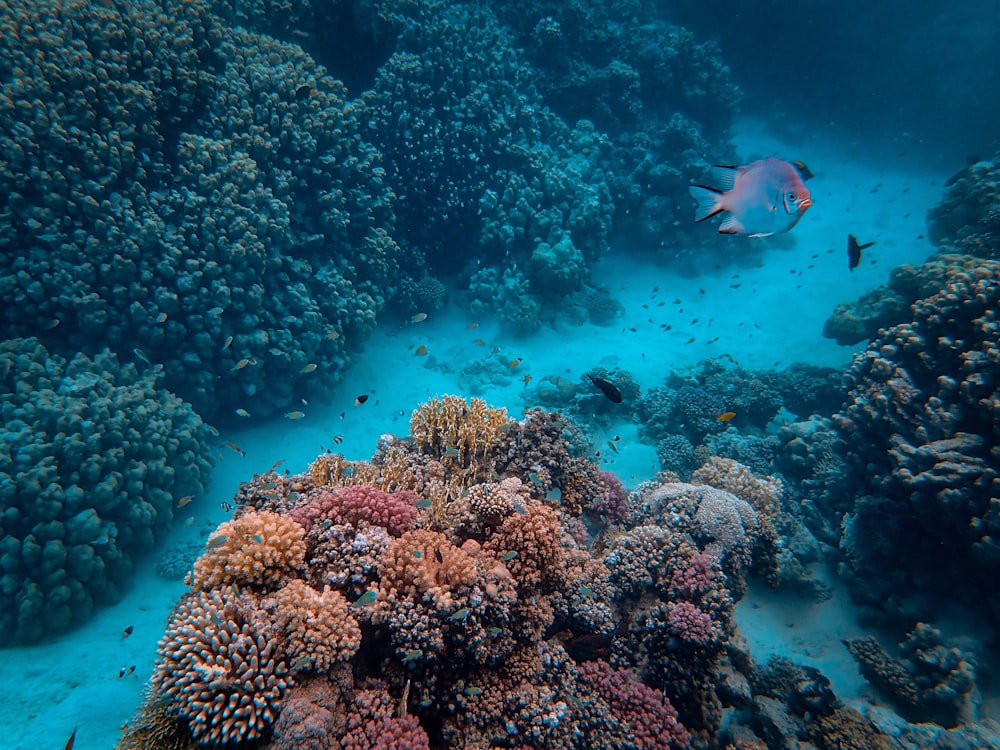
[1,1,998,749]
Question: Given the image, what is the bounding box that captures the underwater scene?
[1,0,999,748]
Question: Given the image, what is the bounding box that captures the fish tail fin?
[689,185,724,222]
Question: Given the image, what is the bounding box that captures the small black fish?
[121,624,134,638]
[847,234,875,272]
[434,549,444,564]
[587,374,622,404]
[791,160,814,181]
[295,84,312,100]
[64,728,77,750]
[354,394,369,406]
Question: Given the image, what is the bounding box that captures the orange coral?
[189,509,306,591]
[152,586,290,745]
[264,580,361,674]
[484,501,568,590]
[377,529,477,611]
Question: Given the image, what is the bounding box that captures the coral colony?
[1,0,999,748]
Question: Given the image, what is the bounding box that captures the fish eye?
[787,192,797,202]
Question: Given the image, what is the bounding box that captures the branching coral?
[376,529,478,612]
[264,580,361,675]
[189,509,306,591]
[290,486,420,538]
[576,660,692,750]
[152,586,290,745]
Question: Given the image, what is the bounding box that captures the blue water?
[1,1,998,748]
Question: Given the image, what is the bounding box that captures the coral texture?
[189,510,306,591]
[835,258,1000,624]
[152,586,291,744]
[0,338,212,642]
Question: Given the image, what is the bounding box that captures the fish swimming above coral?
[689,157,812,236]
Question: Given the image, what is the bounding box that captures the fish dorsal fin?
[711,165,741,192]
[718,214,747,235]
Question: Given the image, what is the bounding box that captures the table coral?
[0,337,212,642]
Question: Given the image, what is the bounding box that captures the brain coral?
[0,337,212,643]
[152,586,290,745]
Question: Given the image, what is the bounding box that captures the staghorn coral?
[152,586,291,745]
[0,338,212,643]
[189,509,306,591]
[410,395,512,468]
[264,579,362,675]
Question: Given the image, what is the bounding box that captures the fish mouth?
[799,197,813,212]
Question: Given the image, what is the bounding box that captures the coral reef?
[0,337,212,642]
[927,154,1000,258]
[823,253,993,345]
[121,397,792,747]
[151,586,291,745]
[834,258,1000,625]
[843,623,978,728]
[189,510,306,591]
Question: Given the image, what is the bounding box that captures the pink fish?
[689,157,812,237]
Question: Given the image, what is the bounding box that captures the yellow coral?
[410,395,512,466]
[189,510,306,590]
[266,580,361,674]
[692,456,783,517]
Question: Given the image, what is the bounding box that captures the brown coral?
[189,509,306,591]
[152,586,290,745]
[410,395,512,463]
[264,579,361,674]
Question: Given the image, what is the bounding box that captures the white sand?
[1,117,951,749]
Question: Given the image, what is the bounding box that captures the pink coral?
[669,550,719,598]
[577,660,691,749]
[341,689,430,750]
[591,470,630,525]
[666,601,714,646]
[291,486,419,537]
